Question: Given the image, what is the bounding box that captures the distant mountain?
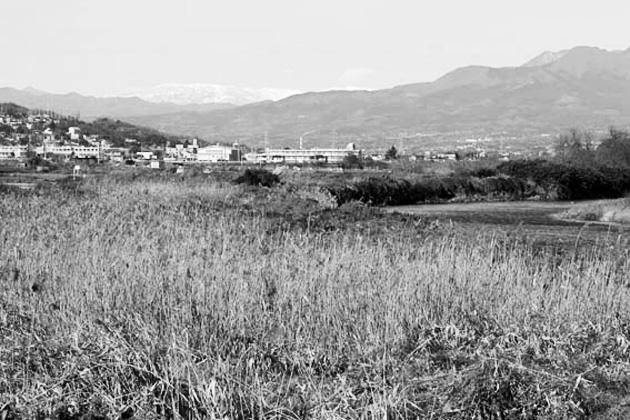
[4,46,630,150]
[125,46,630,149]
[21,86,49,96]
[522,50,569,67]
[0,87,234,121]
[122,83,301,106]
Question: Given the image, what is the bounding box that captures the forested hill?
[66,118,183,147]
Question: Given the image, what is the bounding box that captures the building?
[33,143,102,159]
[136,151,155,160]
[68,127,82,141]
[0,145,28,159]
[249,143,360,164]
[102,148,127,162]
[164,142,198,161]
[196,144,239,162]
[73,146,101,159]
[37,144,73,156]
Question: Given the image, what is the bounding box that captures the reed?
[1,174,630,419]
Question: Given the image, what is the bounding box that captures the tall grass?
[2,175,630,418]
[558,197,630,224]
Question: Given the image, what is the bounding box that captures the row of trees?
[554,128,630,168]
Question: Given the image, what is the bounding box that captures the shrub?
[497,160,630,201]
[234,169,280,188]
[340,154,363,170]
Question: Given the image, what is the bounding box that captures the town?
[0,105,561,168]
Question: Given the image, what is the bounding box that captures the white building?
[73,146,101,159]
[136,151,155,160]
[249,143,360,164]
[196,144,239,162]
[38,144,73,156]
[68,127,82,141]
[102,148,127,162]
[0,145,28,159]
[165,142,198,161]
[34,144,102,159]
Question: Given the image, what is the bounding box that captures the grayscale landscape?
[2,1,630,419]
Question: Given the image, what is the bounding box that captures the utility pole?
[331,130,338,149]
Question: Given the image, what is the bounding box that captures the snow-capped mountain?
[521,50,569,67]
[122,83,301,106]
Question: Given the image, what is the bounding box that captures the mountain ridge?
[0,87,235,120]
[121,83,301,106]
[2,46,630,149]
[124,46,630,148]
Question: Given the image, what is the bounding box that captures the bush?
[234,169,280,188]
[340,154,363,170]
[497,160,630,200]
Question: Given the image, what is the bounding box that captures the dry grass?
[2,174,630,419]
[558,198,630,224]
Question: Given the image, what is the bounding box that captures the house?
[102,148,127,162]
[68,127,82,141]
[43,128,55,141]
[136,151,155,160]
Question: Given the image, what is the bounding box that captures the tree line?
[554,128,630,168]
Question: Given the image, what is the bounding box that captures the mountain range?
[121,83,301,106]
[121,46,630,148]
[0,87,235,120]
[2,46,630,149]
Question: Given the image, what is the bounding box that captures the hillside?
[66,118,182,147]
[0,103,182,148]
[125,46,630,149]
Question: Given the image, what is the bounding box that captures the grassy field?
[558,198,630,225]
[2,171,630,419]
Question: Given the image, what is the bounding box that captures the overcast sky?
[1,0,628,96]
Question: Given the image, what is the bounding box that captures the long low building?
[197,144,239,162]
[34,144,102,159]
[0,145,28,159]
[247,143,360,164]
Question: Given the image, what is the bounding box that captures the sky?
[1,0,629,96]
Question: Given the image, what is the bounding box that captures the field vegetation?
[558,198,630,224]
[1,169,630,419]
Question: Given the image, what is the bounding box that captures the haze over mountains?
[121,83,301,106]
[0,83,299,120]
[0,87,235,120]
[2,46,630,149]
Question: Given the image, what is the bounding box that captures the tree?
[597,128,630,168]
[0,124,13,135]
[553,129,596,166]
[129,144,141,155]
[385,146,398,161]
[341,153,363,169]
